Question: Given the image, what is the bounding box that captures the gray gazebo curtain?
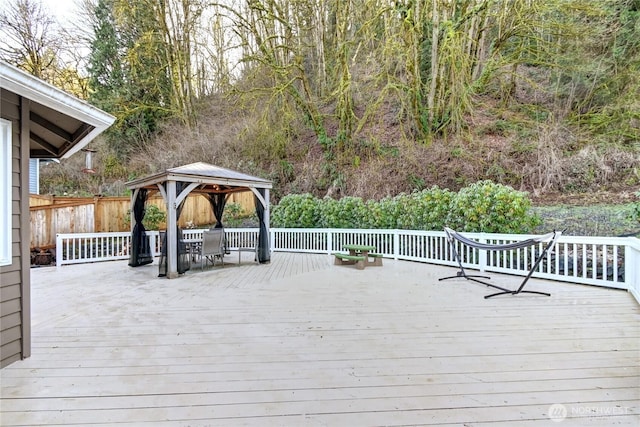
[208,193,227,228]
[129,189,153,267]
[255,188,270,263]
[208,192,229,253]
[176,181,188,221]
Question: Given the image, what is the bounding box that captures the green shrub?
[124,204,166,231]
[318,196,369,228]
[396,187,455,230]
[271,193,320,228]
[629,191,640,224]
[222,202,247,227]
[144,205,167,230]
[270,180,539,233]
[391,193,412,229]
[364,196,400,229]
[446,180,540,233]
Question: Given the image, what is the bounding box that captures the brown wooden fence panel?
[30,201,95,249]
[229,192,255,213]
[29,194,54,207]
[170,194,214,229]
[30,209,52,249]
[29,191,255,249]
[145,192,254,229]
[94,196,131,232]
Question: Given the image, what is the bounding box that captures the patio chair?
[210,226,230,254]
[439,227,562,298]
[200,228,225,270]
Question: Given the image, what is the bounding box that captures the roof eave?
[0,61,115,159]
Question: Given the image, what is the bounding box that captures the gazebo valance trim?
[127,175,272,190]
[128,177,269,191]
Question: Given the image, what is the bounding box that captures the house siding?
[0,89,30,368]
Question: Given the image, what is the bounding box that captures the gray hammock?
[439,227,562,298]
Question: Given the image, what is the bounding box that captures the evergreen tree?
[88,0,123,112]
[87,0,171,160]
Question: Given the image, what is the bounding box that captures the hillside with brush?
[4,0,633,204]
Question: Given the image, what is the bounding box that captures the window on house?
[0,118,12,266]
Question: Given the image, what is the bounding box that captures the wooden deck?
[1,252,638,426]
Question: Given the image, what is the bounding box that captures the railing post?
[270,228,275,253]
[150,232,157,257]
[56,233,62,267]
[625,239,640,303]
[393,230,399,260]
[326,229,332,254]
[478,233,487,272]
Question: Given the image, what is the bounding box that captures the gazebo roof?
[126,162,272,194]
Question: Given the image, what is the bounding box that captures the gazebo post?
[264,188,270,250]
[166,180,179,278]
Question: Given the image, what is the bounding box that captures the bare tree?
[0,0,61,78]
[0,0,89,98]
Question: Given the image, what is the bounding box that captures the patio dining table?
[182,238,202,263]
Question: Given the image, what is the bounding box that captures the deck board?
[1,253,638,426]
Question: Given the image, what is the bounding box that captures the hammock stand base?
[439,270,512,295]
[439,228,560,299]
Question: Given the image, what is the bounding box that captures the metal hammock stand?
[439,227,562,299]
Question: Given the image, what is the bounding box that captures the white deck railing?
[56,228,640,302]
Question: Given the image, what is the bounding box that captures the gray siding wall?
[0,89,30,368]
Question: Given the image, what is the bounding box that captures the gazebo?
[125,162,273,278]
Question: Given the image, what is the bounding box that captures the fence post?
[93,196,101,232]
[326,229,332,254]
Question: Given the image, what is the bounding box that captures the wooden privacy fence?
[29,192,255,249]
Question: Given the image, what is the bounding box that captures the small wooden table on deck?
[333,244,383,269]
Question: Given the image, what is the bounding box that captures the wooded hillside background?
[1,0,638,202]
